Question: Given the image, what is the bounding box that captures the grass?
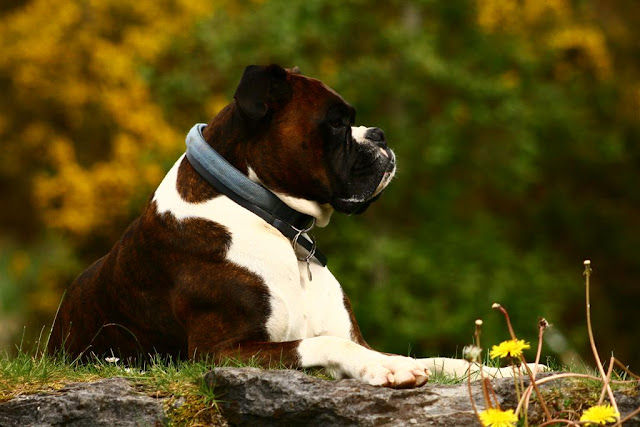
[0,348,225,425]
[1,327,318,426]
[0,340,485,424]
[0,345,460,400]
[3,344,638,426]
[0,339,343,426]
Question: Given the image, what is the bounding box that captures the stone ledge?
[2,369,639,426]
[0,378,165,427]
[207,368,640,426]
[208,367,488,426]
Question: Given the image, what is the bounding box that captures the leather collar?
[184,124,327,267]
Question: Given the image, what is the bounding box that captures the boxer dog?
[48,65,522,388]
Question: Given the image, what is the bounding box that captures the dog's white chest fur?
[153,155,353,343]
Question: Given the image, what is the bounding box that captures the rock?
[206,368,487,426]
[2,369,639,426]
[207,368,640,426]
[0,378,166,427]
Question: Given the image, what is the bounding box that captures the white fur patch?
[272,193,334,228]
[247,166,334,227]
[153,156,352,342]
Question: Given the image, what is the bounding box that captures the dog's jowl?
[50,65,522,388]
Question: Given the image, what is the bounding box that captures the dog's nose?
[365,127,386,148]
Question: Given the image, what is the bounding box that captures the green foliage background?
[1,0,639,369]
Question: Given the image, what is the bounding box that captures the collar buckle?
[291,218,316,281]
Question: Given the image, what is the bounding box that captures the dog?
[48,65,526,388]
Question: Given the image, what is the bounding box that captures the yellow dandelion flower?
[489,339,530,359]
[479,408,518,427]
[580,404,620,426]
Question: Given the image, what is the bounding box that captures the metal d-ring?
[291,218,316,281]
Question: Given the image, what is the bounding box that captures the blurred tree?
[1,0,639,368]
[0,0,214,341]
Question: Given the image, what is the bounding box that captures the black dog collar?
[184,124,327,267]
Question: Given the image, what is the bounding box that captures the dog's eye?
[329,119,345,129]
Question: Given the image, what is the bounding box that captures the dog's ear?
[234,64,290,120]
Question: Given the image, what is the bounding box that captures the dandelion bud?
[583,259,593,276]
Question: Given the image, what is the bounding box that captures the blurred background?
[1,0,639,369]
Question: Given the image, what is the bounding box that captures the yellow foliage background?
[1,0,214,237]
[0,0,221,344]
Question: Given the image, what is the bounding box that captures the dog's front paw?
[298,337,431,388]
[358,355,431,388]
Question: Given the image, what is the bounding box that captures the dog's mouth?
[371,151,396,198]
[331,150,396,215]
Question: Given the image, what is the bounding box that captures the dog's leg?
[210,337,431,388]
[298,336,430,388]
[420,357,545,379]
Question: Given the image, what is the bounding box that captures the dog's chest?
[225,224,353,342]
[154,156,353,343]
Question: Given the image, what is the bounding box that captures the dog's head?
[214,64,396,226]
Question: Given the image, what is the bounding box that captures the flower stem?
[519,353,552,421]
[472,318,492,412]
[492,303,517,341]
[613,358,640,380]
[584,260,605,378]
[480,374,493,409]
[584,260,618,412]
[538,419,580,426]
[512,365,521,403]
[614,405,640,426]
[493,302,552,421]
[486,376,501,410]
[598,355,615,405]
[534,318,547,377]
[467,364,480,419]
[598,355,619,417]
[521,320,547,425]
